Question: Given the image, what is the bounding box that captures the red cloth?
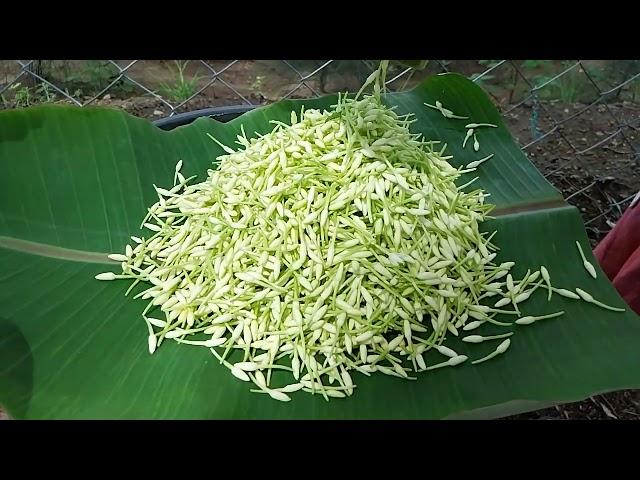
[594,192,640,314]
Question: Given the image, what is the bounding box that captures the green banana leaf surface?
[1,73,639,419]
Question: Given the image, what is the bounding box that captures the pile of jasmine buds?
[97,62,624,402]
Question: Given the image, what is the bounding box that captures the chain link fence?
[1,59,639,244]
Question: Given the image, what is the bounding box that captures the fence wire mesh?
[1,59,639,243]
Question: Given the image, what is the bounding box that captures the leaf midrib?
[0,200,572,262]
[0,236,114,264]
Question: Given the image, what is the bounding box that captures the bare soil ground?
[504,101,640,245]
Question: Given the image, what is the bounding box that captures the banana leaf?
[1,73,639,420]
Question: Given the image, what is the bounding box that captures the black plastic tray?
[153,105,255,131]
